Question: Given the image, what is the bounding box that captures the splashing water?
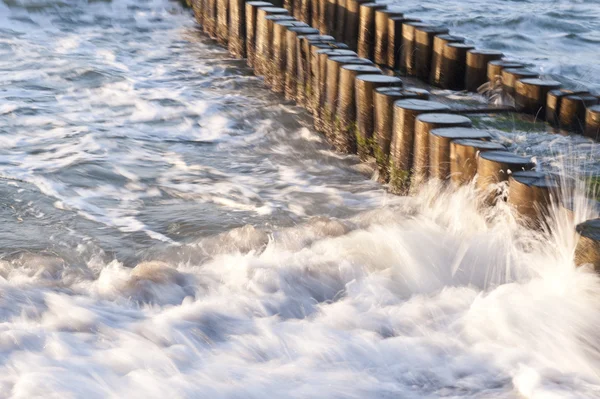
[1,0,600,397]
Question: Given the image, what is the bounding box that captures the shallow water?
[1,0,600,397]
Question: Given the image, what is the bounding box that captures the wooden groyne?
[183,0,600,271]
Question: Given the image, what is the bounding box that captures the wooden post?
[401,22,433,76]
[476,151,535,200]
[284,26,319,101]
[501,68,538,95]
[333,0,346,41]
[450,139,507,185]
[262,15,295,86]
[355,75,403,160]
[465,49,503,92]
[575,219,600,271]
[508,171,559,227]
[559,94,599,133]
[296,34,335,107]
[429,34,464,86]
[413,113,472,186]
[387,17,420,70]
[324,56,374,140]
[389,99,450,192]
[344,0,370,50]
[306,41,346,111]
[373,88,419,181]
[191,0,204,26]
[217,0,230,46]
[272,20,309,93]
[246,1,274,68]
[514,78,561,118]
[546,89,575,128]
[414,26,449,82]
[440,42,475,90]
[229,0,250,58]
[314,49,358,131]
[205,0,218,38]
[356,3,387,58]
[585,105,600,140]
[255,7,290,76]
[335,64,383,153]
[373,7,404,65]
[487,60,525,82]
[429,127,491,181]
[324,0,336,36]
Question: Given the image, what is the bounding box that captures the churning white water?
[1,0,600,397]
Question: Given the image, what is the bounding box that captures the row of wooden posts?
[184,0,600,270]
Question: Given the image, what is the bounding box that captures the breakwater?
[185,0,600,270]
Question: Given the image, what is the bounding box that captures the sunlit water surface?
[1,0,600,397]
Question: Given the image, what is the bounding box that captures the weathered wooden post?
[514,78,561,118]
[204,0,218,38]
[401,22,433,76]
[228,0,251,58]
[284,26,319,100]
[324,56,374,140]
[246,1,274,68]
[296,34,335,107]
[314,49,358,130]
[324,0,336,36]
[373,7,404,65]
[333,0,346,41]
[262,15,296,86]
[335,64,383,153]
[356,3,387,58]
[413,114,472,186]
[429,127,490,181]
[575,219,600,271]
[465,49,503,92]
[440,42,475,90]
[559,94,599,133]
[373,88,419,181]
[487,60,524,82]
[255,7,290,76]
[508,171,559,227]
[217,0,230,46]
[429,34,464,86]
[389,99,450,192]
[272,20,309,92]
[450,139,507,185]
[585,105,600,140]
[476,151,535,202]
[343,0,370,50]
[355,75,403,159]
[414,26,449,81]
[501,68,538,95]
[307,42,350,111]
[387,17,420,70]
